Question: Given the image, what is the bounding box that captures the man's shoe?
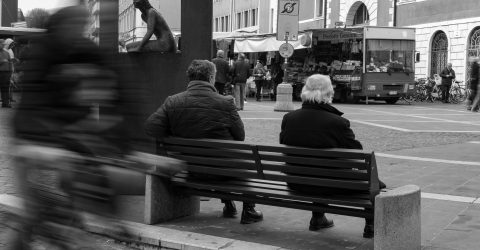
[363,223,374,238]
[309,214,334,231]
[240,204,263,224]
[222,201,237,218]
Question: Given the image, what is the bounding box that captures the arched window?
[353,4,369,26]
[466,27,480,82]
[430,31,448,77]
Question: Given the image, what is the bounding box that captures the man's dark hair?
[186,60,216,82]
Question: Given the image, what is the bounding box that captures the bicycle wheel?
[458,87,468,102]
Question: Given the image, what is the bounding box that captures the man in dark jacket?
[439,63,456,103]
[144,60,263,224]
[280,74,384,238]
[468,57,479,110]
[212,50,230,95]
[232,53,250,110]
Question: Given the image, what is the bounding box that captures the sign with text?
[277,0,300,41]
[315,29,363,41]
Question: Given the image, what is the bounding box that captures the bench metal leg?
[144,174,199,225]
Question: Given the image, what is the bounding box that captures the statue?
[127,0,177,53]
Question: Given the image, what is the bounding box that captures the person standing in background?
[232,53,250,110]
[253,60,266,101]
[439,63,456,103]
[0,39,12,108]
[212,50,230,95]
[4,38,17,103]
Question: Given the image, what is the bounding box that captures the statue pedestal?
[274,83,295,112]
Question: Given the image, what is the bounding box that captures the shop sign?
[315,30,363,41]
[277,0,300,41]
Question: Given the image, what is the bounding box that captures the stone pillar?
[1,0,18,27]
[99,0,119,54]
[374,185,421,250]
[144,174,199,225]
[274,83,294,112]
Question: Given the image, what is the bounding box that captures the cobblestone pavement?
[1,100,480,249]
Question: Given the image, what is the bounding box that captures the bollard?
[374,185,421,250]
[274,83,295,112]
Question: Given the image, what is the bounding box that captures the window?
[237,12,241,29]
[366,40,415,74]
[221,16,225,31]
[316,0,324,17]
[353,4,369,26]
[225,15,229,32]
[215,18,219,32]
[252,9,257,26]
[244,11,249,27]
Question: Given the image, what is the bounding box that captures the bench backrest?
[160,137,380,200]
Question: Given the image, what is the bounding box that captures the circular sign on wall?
[279,43,294,58]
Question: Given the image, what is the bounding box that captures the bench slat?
[172,177,373,208]
[261,163,369,180]
[175,166,370,190]
[172,155,257,170]
[260,153,368,170]
[174,173,371,200]
[164,145,256,160]
[257,145,371,160]
[163,137,253,150]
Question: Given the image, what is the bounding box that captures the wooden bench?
[146,137,381,237]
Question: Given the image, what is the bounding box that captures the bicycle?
[449,80,467,104]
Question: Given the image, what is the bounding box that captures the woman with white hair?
[280,74,382,237]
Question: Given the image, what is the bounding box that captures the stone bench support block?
[374,184,421,250]
[274,83,294,112]
[144,174,200,225]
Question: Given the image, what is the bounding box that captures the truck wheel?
[385,98,399,104]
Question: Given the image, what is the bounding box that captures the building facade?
[212,0,396,33]
[397,0,480,82]
[87,0,100,44]
[213,0,480,81]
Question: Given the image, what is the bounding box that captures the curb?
[84,217,284,250]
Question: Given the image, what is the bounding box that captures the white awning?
[234,32,311,53]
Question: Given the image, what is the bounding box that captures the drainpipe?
[324,0,328,28]
[393,0,397,27]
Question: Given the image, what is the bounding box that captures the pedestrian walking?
[232,53,250,110]
[467,56,479,111]
[472,80,480,112]
[212,50,230,95]
[144,59,263,224]
[0,39,12,108]
[279,74,386,238]
[439,63,456,103]
[10,5,184,248]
